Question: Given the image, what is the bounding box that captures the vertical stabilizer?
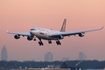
[60,19,66,32]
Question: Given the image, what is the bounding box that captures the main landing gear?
[37,38,61,46]
[38,38,44,46]
[38,41,43,46]
[38,40,52,46]
[48,40,61,45]
[56,40,61,45]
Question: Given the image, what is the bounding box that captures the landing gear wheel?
[38,41,44,46]
[48,40,52,44]
[56,40,61,45]
[34,39,36,41]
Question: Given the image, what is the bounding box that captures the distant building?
[45,52,53,62]
[1,45,8,61]
[62,57,69,61]
[79,52,85,60]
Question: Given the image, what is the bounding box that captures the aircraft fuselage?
[30,27,61,40]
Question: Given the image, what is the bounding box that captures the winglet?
[101,26,104,30]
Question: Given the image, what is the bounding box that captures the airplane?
[6,19,104,46]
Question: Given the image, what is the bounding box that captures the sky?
[0,0,105,61]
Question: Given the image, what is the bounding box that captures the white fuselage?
[30,27,61,40]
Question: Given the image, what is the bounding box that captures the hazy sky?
[0,0,105,61]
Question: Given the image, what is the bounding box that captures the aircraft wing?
[6,31,31,36]
[50,27,104,37]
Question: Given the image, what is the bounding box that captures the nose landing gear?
[34,39,36,41]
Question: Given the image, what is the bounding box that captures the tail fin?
[60,19,67,32]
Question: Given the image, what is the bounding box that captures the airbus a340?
[7,19,104,46]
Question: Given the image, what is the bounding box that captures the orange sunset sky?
[0,0,105,61]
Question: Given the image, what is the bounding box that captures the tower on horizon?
[45,52,53,62]
[1,45,8,61]
[79,52,86,60]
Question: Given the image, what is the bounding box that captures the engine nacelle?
[27,36,33,41]
[58,35,64,39]
[78,33,84,37]
[14,35,20,39]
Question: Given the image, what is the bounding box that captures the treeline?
[0,60,105,69]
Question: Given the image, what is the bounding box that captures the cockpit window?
[31,29,35,30]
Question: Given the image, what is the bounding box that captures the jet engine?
[27,36,33,41]
[14,35,20,39]
[78,33,84,37]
